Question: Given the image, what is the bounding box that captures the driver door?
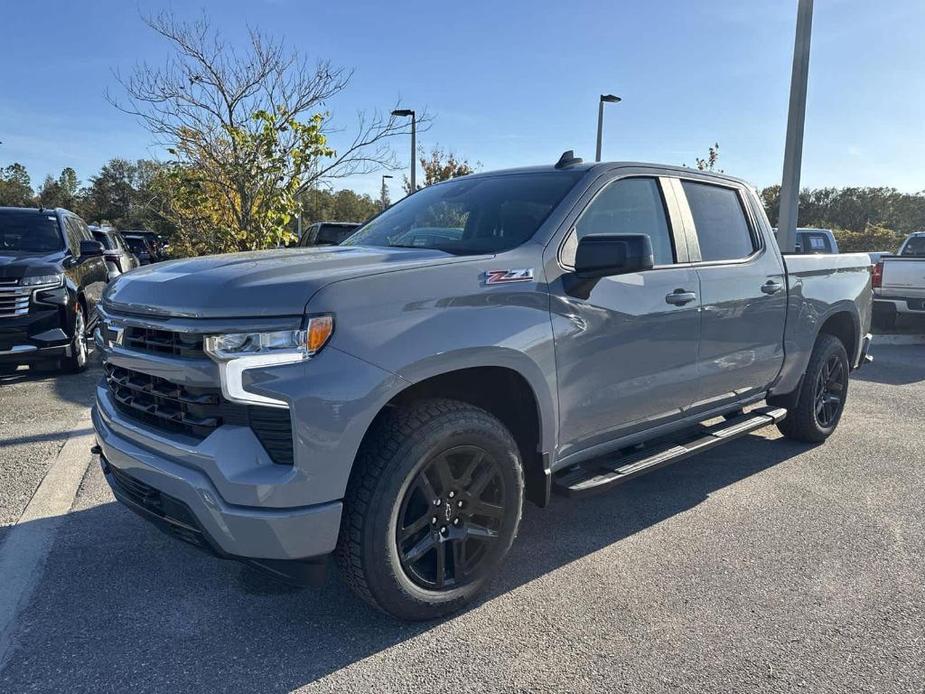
[546,175,702,461]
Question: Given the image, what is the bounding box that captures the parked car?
[872,231,925,329]
[122,234,157,265]
[298,221,361,247]
[773,227,840,254]
[92,158,872,620]
[123,230,167,262]
[91,226,140,278]
[0,207,108,373]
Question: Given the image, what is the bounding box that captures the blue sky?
[1,0,923,198]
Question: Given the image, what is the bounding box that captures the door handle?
[761,280,784,295]
[665,289,697,306]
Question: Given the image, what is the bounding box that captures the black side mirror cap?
[79,239,105,258]
[575,233,654,278]
[565,233,655,299]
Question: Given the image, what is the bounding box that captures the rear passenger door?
[678,180,787,412]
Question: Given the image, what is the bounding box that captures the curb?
[0,414,94,670]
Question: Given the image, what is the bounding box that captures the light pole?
[391,109,416,191]
[380,174,393,210]
[595,94,621,162]
[777,0,814,253]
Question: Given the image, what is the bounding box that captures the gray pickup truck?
[91,156,872,620]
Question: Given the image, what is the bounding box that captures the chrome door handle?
[665,289,697,306]
[761,280,784,295]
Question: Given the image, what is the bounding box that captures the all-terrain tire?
[61,302,89,374]
[335,398,524,621]
[776,334,849,443]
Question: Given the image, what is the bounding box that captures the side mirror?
[79,239,105,258]
[574,233,654,278]
[565,233,655,299]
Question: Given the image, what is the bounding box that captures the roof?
[457,160,754,188]
[0,206,68,215]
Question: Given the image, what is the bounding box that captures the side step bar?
[553,407,787,497]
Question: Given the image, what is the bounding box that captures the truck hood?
[0,250,66,280]
[102,245,477,318]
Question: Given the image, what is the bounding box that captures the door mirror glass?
[79,239,105,258]
[574,233,654,278]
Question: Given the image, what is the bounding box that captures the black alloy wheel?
[813,352,847,428]
[396,445,506,590]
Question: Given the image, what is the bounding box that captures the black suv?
[0,207,108,373]
[91,226,140,277]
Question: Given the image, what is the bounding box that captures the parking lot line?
[0,415,94,669]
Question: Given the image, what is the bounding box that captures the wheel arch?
[355,362,553,508]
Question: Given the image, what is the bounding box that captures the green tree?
[0,163,34,206]
[404,146,476,193]
[301,188,379,227]
[37,167,80,209]
[832,224,906,253]
[694,143,722,172]
[111,11,423,255]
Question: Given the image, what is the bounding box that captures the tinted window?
[63,217,83,254]
[572,177,674,265]
[0,211,64,252]
[682,181,756,262]
[800,232,831,253]
[317,224,359,245]
[93,231,117,250]
[343,172,582,255]
[901,236,925,257]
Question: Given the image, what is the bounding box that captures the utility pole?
[777,0,814,253]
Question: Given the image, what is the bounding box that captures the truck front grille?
[105,364,293,465]
[0,279,29,318]
[123,326,204,358]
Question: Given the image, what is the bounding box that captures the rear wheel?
[777,334,849,443]
[336,399,523,621]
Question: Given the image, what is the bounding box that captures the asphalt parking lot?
[0,342,923,693]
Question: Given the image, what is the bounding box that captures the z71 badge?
[483,268,534,285]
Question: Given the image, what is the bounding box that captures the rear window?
[93,231,118,250]
[799,232,831,254]
[317,224,358,245]
[682,181,756,262]
[0,211,64,253]
[901,237,925,257]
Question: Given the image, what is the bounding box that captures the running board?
[553,407,787,497]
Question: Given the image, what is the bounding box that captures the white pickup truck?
[873,231,925,329]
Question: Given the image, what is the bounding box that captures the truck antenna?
[555,150,583,169]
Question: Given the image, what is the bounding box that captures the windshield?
[342,172,583,255]
[0,211,64,253]
[901,236,925,256]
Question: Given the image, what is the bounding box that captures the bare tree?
[108,11,428,252]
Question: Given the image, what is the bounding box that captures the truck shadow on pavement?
[0,433,812,692]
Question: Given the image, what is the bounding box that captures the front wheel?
[777,334,849,443]
[336,399,524,621]
[61,302,88,373]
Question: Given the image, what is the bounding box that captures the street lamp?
[595,94,622,162]
[380,174,393,210]
[391,108,416,191]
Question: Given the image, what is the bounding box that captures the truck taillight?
[871,261,883,289]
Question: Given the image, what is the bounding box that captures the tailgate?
[881,257,925,298]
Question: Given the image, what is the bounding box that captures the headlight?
[203,317,333,361]
[203,316,333,408]
[20,274,63,287]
